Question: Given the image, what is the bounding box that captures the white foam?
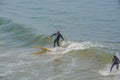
[99,64,120,76]
[99,70,120,76]
[49,47,65,55]
[49,41,105,55]
[63,41,103,54]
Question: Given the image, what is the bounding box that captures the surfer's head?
[57,31,60,33]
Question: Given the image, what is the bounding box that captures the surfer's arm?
[50,33,56,38]
[60,34,64,40]
[118,58,120,63]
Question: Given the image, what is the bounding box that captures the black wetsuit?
[110,55,120,72]
[50,32,64,47]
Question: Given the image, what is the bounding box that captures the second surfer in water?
[50,31,64,47]
[110,54,120,72]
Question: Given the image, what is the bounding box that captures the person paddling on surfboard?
[50,31,64,47]
[110,54,120,72]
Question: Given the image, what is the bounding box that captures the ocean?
[0,0,120,80]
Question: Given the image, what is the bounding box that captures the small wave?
[48,41,106,55]
[61,41,105,54]
[0,70,15,77]
[0,17,51,47]
[46,41,112,66]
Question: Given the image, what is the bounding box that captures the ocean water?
[0,0,120,80]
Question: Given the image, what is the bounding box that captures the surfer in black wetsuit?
[50,31,64,47]
[110,55,120,72]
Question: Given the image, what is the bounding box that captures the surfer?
[50,31,64,47]
[110,55,120,72]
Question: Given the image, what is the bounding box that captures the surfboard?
[33,50,48,55]
[33,46,51,51]
[33,46,51,55]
